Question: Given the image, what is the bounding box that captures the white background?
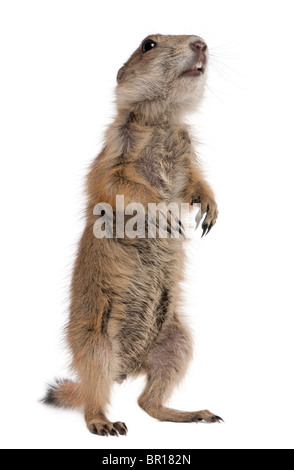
[1,0,294,449]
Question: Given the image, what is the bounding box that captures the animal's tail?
[42,379,83,409]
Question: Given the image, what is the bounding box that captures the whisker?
[208,60,245,90]
[209,41,244,52]
[209,56,245,77]
[205,82,227,105]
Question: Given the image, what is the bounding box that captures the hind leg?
[138,318,222,423]
[70,333,127,436]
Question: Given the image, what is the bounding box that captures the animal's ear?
[117,65,126,84]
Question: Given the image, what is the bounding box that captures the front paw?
[189,194,218,237]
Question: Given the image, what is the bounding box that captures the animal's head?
[116,34,208,121]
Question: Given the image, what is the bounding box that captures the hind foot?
[87,420,128,436]
[190,409,223,423]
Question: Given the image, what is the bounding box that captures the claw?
[215,416,224,423]
[98,426,108,436]
[178,219,185,230]
[148,209,185,239]
[113,422,128,435]
[209,415,224,423]
[179,226,185,238]
[206,221,214,236]
[174,216,186,238]
[166,224,173,237]
[201,224,208,238]
[167,211,186,239]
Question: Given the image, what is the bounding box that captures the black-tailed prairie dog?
[43,34,222,436]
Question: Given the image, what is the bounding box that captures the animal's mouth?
[182,59,205,77]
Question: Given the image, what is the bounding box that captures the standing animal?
[43,34,222,436]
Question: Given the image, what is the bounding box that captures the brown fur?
[43,34,222,436]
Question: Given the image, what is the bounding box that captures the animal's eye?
[142,39,157,53]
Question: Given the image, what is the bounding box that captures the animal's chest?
[137,151,175,189]
[135,128,191,199]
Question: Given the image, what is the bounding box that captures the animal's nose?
[190,40,207,53]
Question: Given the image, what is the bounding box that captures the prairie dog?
[43,34,222,436]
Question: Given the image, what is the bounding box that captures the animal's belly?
[108,239,185,374]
